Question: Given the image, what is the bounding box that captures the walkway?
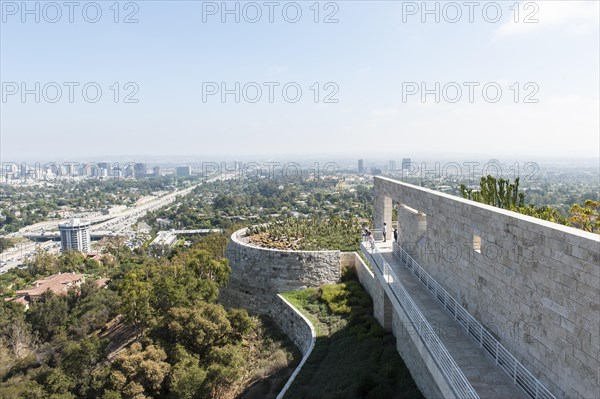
[373,241,526,399]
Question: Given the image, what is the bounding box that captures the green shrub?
[282,275,423,399]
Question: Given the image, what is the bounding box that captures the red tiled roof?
[16,273,84,298]
[12,296,29,306]
[95,278,110,288]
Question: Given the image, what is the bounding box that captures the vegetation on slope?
[0,234,300,399]
[281,269,423,399]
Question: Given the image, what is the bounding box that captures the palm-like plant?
[570,200,599,233]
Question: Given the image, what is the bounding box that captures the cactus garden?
[246,217,363,252]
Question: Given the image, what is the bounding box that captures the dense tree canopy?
[0,234,289,399]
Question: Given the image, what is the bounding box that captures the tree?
[29,252,58,277]
[460,176,524,209]
[61,336,106,396]
[204,345,247,398]
[227,308,254,341]
[57,252,86,273]
[0,237,15,252]
[176,248,230,288]
[570,200,599,233]
[69,284,121,338]
[0,300,26,335]
[34,367,75,397]
[166,346,207,399]
[164,304,238,357]
[109,343,171,398]
[27,291,69,342]
[6,319,36,359]
[121,271,153,333]
[518,204,570,226]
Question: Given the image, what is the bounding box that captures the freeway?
[0,240,60,274]
[1,171,237,274]
[1,184,199,274]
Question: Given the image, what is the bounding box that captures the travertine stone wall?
[353,252,446,399]
[374,176,600,399]
[270,294,315,355]
[221,229,342,314]
[274,294,316,399]
[397,204,427,250]
[354,253,392,330]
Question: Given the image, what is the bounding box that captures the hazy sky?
[1,0,599,161]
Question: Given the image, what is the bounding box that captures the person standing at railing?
[382,222,387,242]
[393,227,398,242]
[367,230,375,250]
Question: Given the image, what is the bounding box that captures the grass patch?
[281,269,423,399]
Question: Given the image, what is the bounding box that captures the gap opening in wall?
[392,200,401,243]
[473,234,481,253]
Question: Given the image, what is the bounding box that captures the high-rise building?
[80,163,95,177]
[59,219,91,254]
[176,166,192,177]
[134,163,147,178]
[98,162,111,177]
[63,163,77,176]
[153,166,161,177]
[388,160,396,172]
[402,158,412,170]
[358,159,364,174]
[89,163,97,177]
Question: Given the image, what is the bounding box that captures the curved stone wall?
[273,294,316,399]
[221,228,342,314]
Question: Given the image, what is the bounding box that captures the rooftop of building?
[59,218,91,228]
[15,272,85,298]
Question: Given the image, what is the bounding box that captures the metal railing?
[392,242,556,399]
[361,242,479,399]
[362,228,384,242]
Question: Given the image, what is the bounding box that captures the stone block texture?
[374,176,600,399]
[270,294,315,355]
[221,229,342,314]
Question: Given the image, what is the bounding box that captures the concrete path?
[375,241,526,399]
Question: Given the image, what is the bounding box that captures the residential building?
[402,158,412,170]
[134,163,147,178]
[176,166,192,176]
[59,219,91,253]
[13,273,85,309]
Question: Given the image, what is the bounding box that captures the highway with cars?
[0,184,199,273]
[0,172,237,274]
